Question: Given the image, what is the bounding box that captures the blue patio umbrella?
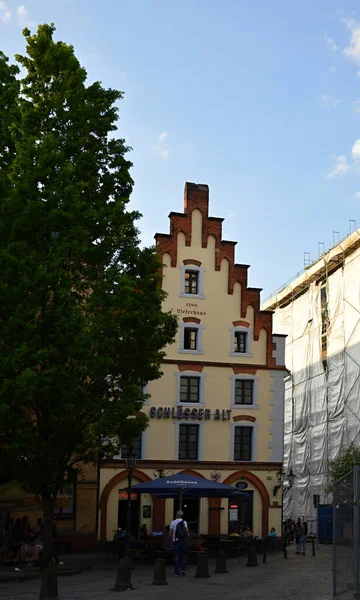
[131,473,245,509]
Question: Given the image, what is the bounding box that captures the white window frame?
[175,370,206,406]
[179,322,204,355]
[229,374,259,409]
[113,431,146,460]
[229,326,253,357]
[174,420,204,460]
[229,422,258,462]
[179,265,205,299]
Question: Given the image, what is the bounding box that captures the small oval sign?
[235,481,248,490]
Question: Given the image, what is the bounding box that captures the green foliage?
[328,444,360,489]
[0,24,177,503]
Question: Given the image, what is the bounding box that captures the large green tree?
[0,23,177,572]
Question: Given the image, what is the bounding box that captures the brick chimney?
[184,182,209,217]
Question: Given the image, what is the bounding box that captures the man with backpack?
[170,510,188,576]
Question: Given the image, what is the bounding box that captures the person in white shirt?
[170,510,188,576]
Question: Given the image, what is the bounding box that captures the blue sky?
[1,0,360,299]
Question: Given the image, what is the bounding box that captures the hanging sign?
[235,481,248,490]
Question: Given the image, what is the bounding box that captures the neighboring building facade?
[99,182,286,540]
[0,463,99,551]
[263,229,360,531]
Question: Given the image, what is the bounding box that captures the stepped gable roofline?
[154,181,280,368]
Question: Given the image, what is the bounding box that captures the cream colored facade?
[99,183,286,540]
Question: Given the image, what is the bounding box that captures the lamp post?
[273,467,286,538]
[281,468,296,540]
[124,449,137,535]
[273,467,296,538]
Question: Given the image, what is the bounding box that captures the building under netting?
[263,229,360,532]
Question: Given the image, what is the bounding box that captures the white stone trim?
[268,370,285,462]
[229,326,253,357]
[229,421,258,462]
[272,335,286,366]
[179,265,205,299]
[174,370,206,406]
[174,420,204,460]
[229,374,259,409]
[179,322,204,355]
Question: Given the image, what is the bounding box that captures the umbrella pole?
[179,490,183,511]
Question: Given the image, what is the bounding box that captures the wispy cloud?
[153,132,170,160]
[16,4,34,27]
[328,155,350,178]
[352,139,360,162]
[343,18,360,65]
[353,99,360,113]
[354,192,360,199]
[321,94,340,108]
[325,31,339,52]
[0,1,11,23]
[328,139,360,178]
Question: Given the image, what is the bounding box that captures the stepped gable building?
[99,182,287,539]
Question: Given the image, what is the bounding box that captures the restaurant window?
[234,331,247,353]
[179,424,199,460]
[234,426,253,461]
[184,270,199,295]
[180,376,200,403]
[234,380,253,405]
[184,327,198,350]
[121,436,142,459]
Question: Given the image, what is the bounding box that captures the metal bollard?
[195,553,210,578]
[152,559,168,585]
[246,544,258,567]
[312,537,315,557]
[215,548,228,573]
[283,538,287,560]
[112,557,133,592]
[39,568,59,600]
[262,538,267,564]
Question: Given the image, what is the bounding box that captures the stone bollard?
[214,548,228,574]
[246,544,258,567]
[112,557,133,592]
[152,559,168,586]
[39,568,59,600]
[195,553,210,578]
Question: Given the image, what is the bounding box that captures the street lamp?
[273,467,286,497]
[287,468,295,488]
[124,448,137,535]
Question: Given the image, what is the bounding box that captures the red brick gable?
[155,182,276,368]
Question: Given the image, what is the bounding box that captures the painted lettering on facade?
[149,407,231,421]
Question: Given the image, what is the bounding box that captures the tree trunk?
[42,494,55,568]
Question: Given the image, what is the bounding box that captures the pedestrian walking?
[295,524,306,555]
[170,510,188,576]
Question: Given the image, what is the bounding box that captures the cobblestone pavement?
[0,546,333,600]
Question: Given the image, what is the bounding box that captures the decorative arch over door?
[99,469,151,539]
[223,470,271,536]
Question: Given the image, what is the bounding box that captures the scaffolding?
[263,230,360,531]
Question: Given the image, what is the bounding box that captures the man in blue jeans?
[170,510,188,576]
